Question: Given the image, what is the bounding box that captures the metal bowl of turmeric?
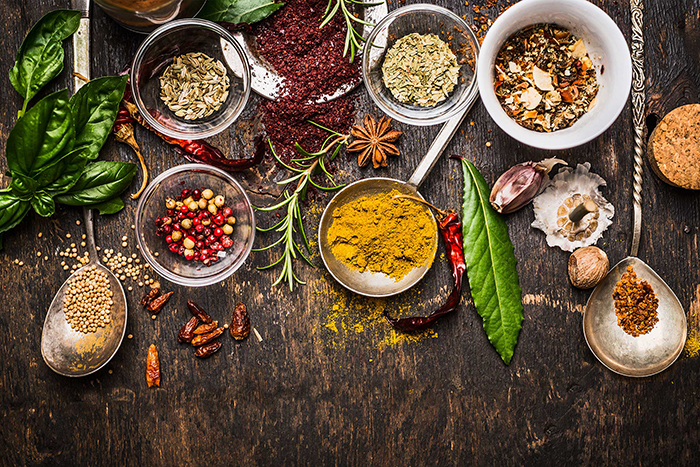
[319,178,438,297]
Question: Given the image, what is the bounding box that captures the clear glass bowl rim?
[130,18,252,140]
[135,163,256,287]
[361,3,480,126]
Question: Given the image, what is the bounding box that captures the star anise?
[347,115,402,168]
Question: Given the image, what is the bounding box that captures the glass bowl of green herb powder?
[362,4,479,126]
[131,19,251,140]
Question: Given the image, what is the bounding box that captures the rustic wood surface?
[1,0,699,465]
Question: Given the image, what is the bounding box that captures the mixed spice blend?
[613,266,659,337]
[494,24,599,132]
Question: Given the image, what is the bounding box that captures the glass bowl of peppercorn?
[135,164,255,287]
[362,4,480,126]
[130,18,251,140]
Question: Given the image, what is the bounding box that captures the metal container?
[93,0,207,33]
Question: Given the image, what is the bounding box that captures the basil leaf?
[198,0,284,24]
[9,10,81,110]
[10,173,40,201]
[85,198,125,215]
[459,158,524,365]
[0,189,31,240]
[69,76,128,160]
[38,146,90,194]
[54,161,136,206]
[5,89,74,177]
[30,190,55,217]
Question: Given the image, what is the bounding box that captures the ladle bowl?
[41,209,128,377]
[583,257,686,377]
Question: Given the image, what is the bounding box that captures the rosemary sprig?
[320,0,383,62]
[254,130,349,290]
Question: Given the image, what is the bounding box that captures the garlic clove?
[490,158,567,214]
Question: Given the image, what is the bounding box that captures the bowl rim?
[362,3,480,126]
[130,18,252,140]
[135,163,256,287]
[477,0,632,150]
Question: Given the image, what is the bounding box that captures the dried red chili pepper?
[112,71,264,172]
[140,287,161,307]
[147,291,173,314]
[191,327,224,346]
[230,302,251,340]
[194,342,222,358]
[187,300,213,324]
[384,209,465,331]
[146,344,160,387]
[193,321,218,335]
[178,316,199,343]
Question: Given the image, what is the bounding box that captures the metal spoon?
[227,1,388,103]
[582,0,686,377]
[318,75,480,297]
[41,208,128,377]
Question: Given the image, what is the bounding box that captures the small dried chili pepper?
[230,302,251,340]
[178,316,199,343]
[194,342,222,358]
[120,93,264,172]
[187,300,213,324]
[140,287,161,307]
[384,205,465,331]
[147,291,173,314]
[146,344,160,387]
[191,327,225,347]
[193,321,218,335]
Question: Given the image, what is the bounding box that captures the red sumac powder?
[254,0,359,157]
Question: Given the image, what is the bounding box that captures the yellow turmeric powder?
[327,189,436,281]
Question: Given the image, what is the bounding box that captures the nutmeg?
[568,246,609,289]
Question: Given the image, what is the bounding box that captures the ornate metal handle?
[630,0,645,257]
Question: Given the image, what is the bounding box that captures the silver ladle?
[41,208,128,377]
[583,0,686,377]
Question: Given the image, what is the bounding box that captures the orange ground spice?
[612,266,659,337]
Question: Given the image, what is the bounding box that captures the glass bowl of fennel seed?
[131,18,251,140]
[362,4,480,126]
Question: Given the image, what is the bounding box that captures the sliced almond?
[508,61,521,73]
[571,39,588,59]
[521,87,542,110]
[533,66,554,91]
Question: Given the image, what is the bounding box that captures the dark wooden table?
[2,0,699,465]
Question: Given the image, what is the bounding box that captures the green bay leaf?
[459,158,523,365]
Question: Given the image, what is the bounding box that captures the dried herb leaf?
[459,158,523,365]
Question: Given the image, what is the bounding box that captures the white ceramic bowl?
[477,0,632,149]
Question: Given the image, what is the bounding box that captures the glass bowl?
[135,164,255,287]
[362,4,479,126]
[93,0,207,33]
[131,19,251,140]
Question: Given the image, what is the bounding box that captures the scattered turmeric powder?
[684,285,700,358]
[327,189,436,281]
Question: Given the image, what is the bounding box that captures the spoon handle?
[83,207,99,262]
[630,0,645,257]
[406,87,480,189]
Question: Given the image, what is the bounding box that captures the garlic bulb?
[531,163,614,252]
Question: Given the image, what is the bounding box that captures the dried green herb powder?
[381,33,461,107]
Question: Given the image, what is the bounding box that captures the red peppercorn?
[180,205,189,213]
[178,212,187,220]
[192,189,201,200]
[195,224,204,233]
[162,225,172,234]
[173,223,181,231]
[167,209,176,217]
[169,243,180,253]
[178,246,185,255]
[187,211,196,219]
[214,228,223,237]
[222,207,233,217]
[221,236,233,248]
[155,227,164,237]
[206,234,217,245]
[203,228,212,237]
[155,217,163,227]
[165,235,173,244]
[192,218,200,226]
[213,214,225,226]
[181,189,191,199]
